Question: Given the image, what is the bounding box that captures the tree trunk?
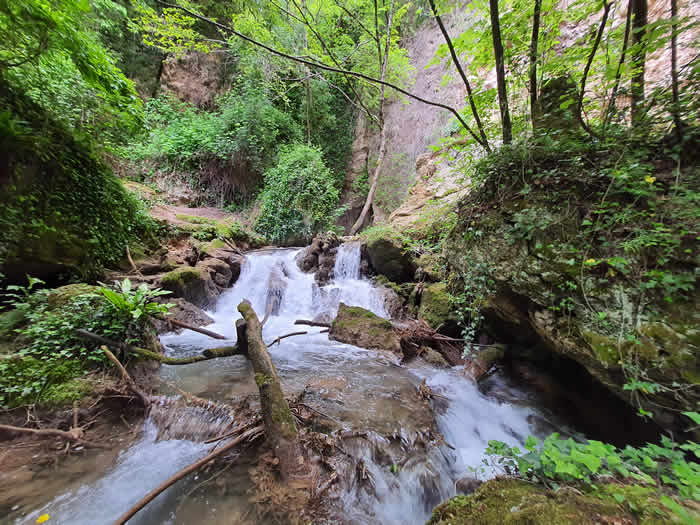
[605,0,633,127]
[350,0,395,235]
[630,0,647,125]
[237,300,309,481]
[488,0,512,144]
[670,0,681,140]
[427,0,490,151]
[529,0,542,128]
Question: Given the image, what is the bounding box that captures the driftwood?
[239,300,310,480]
[295,319,331,328]
[266,331,308,347]
[154,317,227,340]
[77,330,242,365]
[114,425,264,525]
[0,424,106,449]
[395,320,465,366]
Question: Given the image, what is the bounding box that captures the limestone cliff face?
[159,51,225,108]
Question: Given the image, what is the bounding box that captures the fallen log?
[114,425,264,525]
[77,330,242,364]
[239,300,310,480]
[295,319,331,328]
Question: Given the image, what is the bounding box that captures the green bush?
[255,144,341,244]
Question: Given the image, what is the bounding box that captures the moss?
[0,309,26,341]
[255,372,272,387]
[419,282,455,330]
[581,330,620,366]
[160,266,205,286]
[41,377,95,408]
[427,479,656,525]
[175,214,217,225]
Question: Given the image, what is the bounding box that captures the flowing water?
[12,245,575,525]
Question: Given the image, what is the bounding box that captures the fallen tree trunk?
[114,425,264,525]
[77,330,242,364]
[238,300,310,481]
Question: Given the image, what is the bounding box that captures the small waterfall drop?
[334,241,362,280]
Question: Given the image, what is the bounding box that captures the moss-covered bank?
[0,81,154,282]
[427,478,685,525]
[443,135,698,433]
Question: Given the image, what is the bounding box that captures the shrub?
[255,144,341,244]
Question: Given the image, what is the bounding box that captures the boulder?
[329,303,401,354]
[454,476,482,495]
[365,236,416,283]
[46,283,98,309]
[295,232,340,285]
[418,282,456,331]
[153,298,214,334]
[421,347,450,368]
[197,258,233,288]
[265,262,288,318]
[159,266,219,309]
[376,285,405,319]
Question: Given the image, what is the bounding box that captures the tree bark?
[350,0,395,235]
[630,0,647,125]
[529,0,542,128]
[488,0,512,144]
[427,0,490,150]
[237,300,309,480]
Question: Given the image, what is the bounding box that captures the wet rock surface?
[365,236,416,283]
[329,303,401,353]
[295,232,341,285]
[153,298,214,334]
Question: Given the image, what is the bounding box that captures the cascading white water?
[15,245,570,525]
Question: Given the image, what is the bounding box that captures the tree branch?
[154,0,483,143]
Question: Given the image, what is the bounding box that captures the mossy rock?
[365,236,416,283]
[416,253,444,282]
[427,479,675,525]
[0,309,26,341]
[159,266,219,309]
[47,284,98,309]
[419,282,456,330]
[329,303,401,353]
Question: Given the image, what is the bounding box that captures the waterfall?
[334,241,362,280]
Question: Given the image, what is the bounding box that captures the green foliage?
[255,144,341,244]
[0,278,168,407]
[97,278,173,321]
[486,431,700,519]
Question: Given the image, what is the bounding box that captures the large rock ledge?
[329,303,401,354]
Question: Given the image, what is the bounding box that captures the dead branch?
[77,330,242,365]
[101,346,151,407]
[114,425,264,525]
[295,320,331,328]
[0,424,106,449]
[155,317,227,340]
[266,331,308,347]
[126,246,143,277]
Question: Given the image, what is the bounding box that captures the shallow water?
[10,245,574,525]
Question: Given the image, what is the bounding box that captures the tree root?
[0,424,107,449]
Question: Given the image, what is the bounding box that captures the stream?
[13,244,577,525]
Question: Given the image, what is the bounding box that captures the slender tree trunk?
[670,0,682,140]
[350,0,395,235]
[237,301,308,480]
[488,0,512,144]
[577,0,611,136]
[630,0,647,125]
[529,0,542,128]
[427,0,490,150]
[605,0,633,127]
